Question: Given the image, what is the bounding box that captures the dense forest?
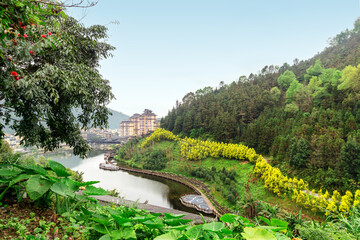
[161,18,360,193]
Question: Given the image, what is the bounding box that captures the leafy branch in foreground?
[0,0,114,157]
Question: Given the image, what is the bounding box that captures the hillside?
[161,18,360,193]
[106,108,129,129]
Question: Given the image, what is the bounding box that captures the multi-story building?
[119,109,158,137]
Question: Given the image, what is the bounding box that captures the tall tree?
[0,0,114,157]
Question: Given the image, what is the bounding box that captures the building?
[119,109,158,137]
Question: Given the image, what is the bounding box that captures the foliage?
[298,220,357,240]
[289,138,310,168]
[190,166,238,204]
[0,160,107,211]
[278,70,297,90]
[0,211,87,239]
[0,0,114,157]
[142,149,168,171]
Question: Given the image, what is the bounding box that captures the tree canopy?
[0,0,114,157]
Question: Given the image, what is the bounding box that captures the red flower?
[8,57,11,60]
[17,33,21,37]
[48,32,52,36]
[16,77,20,81]
[24,34,28,38]
[29,51,35,56]
[19,21,26,29]
[41,34,46,38]
[11,71,18,77]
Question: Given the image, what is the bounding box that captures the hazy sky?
[67,0,360,117]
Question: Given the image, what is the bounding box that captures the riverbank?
[106,150,230,218]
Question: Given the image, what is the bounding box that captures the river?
[34,150,200,214]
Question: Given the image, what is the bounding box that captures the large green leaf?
[9,174,30,186]
[143,218,164,229]
[275,232,291,240]
[0,168,23,177]
[258,217,288,232]
[49,165,71,178]
[92,224,108,234]
[110,228,137,240]
[111,214,133,227]
[15,164,48,176]
[90,216,111,227]
[219,214,238,223]
[185,225,203,240]
[26,175,52,200]
[47,160,66,171]
[202,222,225,232]
[269,219,288,229]
[78,180,100,186]
[241,227,277,240]
[164,218,192,226]
[258,216,271,226]
[163,212,187,219]
[98,234,111,240]
[50,182,75,197]
[83,185,108,196]
[61,178,80,192]
[154,230,182,240]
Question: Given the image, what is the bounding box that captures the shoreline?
[105,150,230,218]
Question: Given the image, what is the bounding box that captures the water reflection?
[34,150,200,214]
[41,151,172,208]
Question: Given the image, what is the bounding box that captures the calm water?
[36,150,199,214]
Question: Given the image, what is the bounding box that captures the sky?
[67,0,360,117]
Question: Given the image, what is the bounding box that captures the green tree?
[338,64,360,106]
[286,79,302,100]
[289,137,310,168]
[277,70,296,90]
[340,138,360,180]
[304,59,325,81]
[0,1,114,157]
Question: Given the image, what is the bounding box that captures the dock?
[180,194,213,214]
[99,162,120,171]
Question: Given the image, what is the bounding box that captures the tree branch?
[30,0,98,8]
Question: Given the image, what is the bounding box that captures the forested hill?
[161,18,360,192]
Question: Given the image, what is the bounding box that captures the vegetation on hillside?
[114,129,360,239]
[161,18,360,193]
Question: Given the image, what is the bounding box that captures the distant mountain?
[107,108,129,129]
[1,108,129,134]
